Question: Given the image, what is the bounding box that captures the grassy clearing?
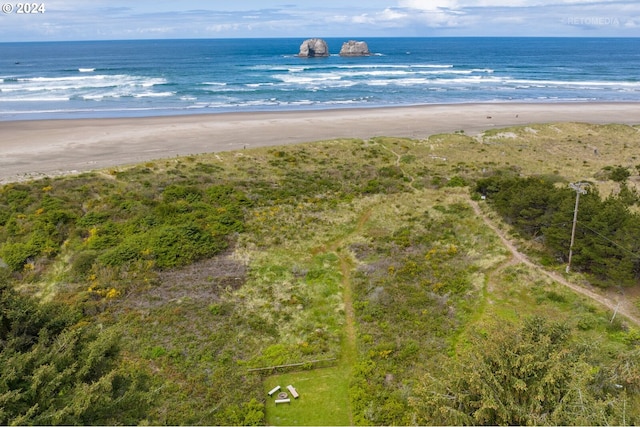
[260,201,375,425]
[264,366,351,426]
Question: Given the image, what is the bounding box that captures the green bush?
[162,184,202,203]
[4,187,32,210]
[85,221,122,250]
[98,238,144,267]
[609,165,631,182]
[77,211,110,227]
[70,250,99,279]
[0,205,11,226]
[1,241,37,271]
[149,223,224,269]
[145,345,168,359]
[378,165,404,179]
[446,175,468,187]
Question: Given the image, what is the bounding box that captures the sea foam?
[1,38,638,120]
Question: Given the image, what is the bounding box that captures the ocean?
[0,37,639,121]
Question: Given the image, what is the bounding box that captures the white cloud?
[379,7,409,21]
[393,1,468,28]
[394,0,640,34]
[206,23,242,33]
[491,16,526,25]
[399,0,459,11]
[0,0,639,40]
[351,8,409,26]
[400,0,632,8]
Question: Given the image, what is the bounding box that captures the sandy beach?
[1,102,639,184]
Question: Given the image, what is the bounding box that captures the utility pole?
[566,182,589,273]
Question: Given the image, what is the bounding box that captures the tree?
[617,182,640,206]
[476,175,566,238]
[410,316,636,425]
[0,278,152,425]
[576,196,636,286]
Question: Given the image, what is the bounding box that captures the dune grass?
[2,123,640,424]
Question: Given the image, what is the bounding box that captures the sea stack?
[298,39,329,57]
[339,40,370,57]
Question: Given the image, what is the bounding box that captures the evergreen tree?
[477,175,567,237]
[0,278,152,425]
[410,317,638,425]
[577,196,635,286]
[617,182,640,206]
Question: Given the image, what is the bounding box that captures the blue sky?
[1,0,639,41]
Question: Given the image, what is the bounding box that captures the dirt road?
[470,200,640,326]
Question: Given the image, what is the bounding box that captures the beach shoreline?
[1,102,639,184]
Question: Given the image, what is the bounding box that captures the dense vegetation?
[0,275,150,424]
[1,123,640,425]
[349,201,485,425]
[412,316,640,425]
[475,173,640,286]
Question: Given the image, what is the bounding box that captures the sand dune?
[1,102,639,183]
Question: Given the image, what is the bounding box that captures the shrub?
[70,250,99,279]
[609,166,631,182]
[4,187,32,210]
[77,212,110,227]
[378,165,404,179]
[363,179,383,194]
[1,242,37,271]
[98,238,144,267]
[0,278,152,425]
[85,222,122,250]
[162,184,202,203]
[149,223,225,269]
[0,206,11,226]
[446,175,468,187]
[145,346,168,359]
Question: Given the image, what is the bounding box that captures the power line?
[576,221,640,260]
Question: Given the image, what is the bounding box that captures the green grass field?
[264,365,352,426]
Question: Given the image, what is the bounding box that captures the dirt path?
[469,200,640,326]
[339,256,357,363]
[378,141,417,190]
[310,207,372,425]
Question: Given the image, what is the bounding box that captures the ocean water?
[0,37,639,121]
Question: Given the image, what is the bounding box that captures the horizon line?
[2,35,640,44]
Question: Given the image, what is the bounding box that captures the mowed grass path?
[264,210,372,425]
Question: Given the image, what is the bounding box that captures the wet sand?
[1,102,639,183]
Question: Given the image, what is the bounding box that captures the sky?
[0,0,639,41]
